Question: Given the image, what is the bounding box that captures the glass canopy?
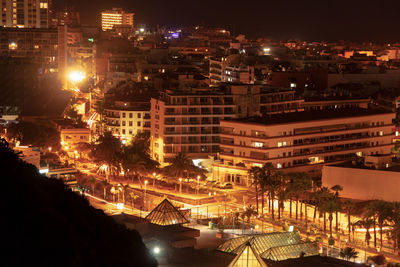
[145,198,189,226]
[218,232,318,262]
[228,242,268,267]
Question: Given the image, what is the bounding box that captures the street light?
[74,150,78,166]
[153,172,156,188]
[69,71,86,83]
[179,178,182,193]
[197,175,200,195]
[144,180,148,211]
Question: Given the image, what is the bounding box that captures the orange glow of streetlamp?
[68,71,86,83]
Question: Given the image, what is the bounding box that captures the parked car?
[218,182,233,189]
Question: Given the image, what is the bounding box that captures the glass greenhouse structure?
[218,232,319,262]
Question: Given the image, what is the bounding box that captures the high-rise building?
[55,6,80,27]
[101,8,134,32]
[0,0,50,28]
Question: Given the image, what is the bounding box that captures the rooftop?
[225,108,393,126]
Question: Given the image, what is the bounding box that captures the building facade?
[104,101,151,143]
[101,8,134,32]
[214,109,395,186]
[0,0,50,28]
[150,89,237,165]
[60,128,91,147]
[151,86,304,165]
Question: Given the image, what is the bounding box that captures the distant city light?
[116,203,124,210]
[289,225,294,232]
[139,28,145,32]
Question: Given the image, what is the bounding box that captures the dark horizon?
[57,0,400,43]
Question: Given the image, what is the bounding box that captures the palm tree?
[339,246,358,261]
[368,200,393,249]
[89,176,96,195]
[287,172,312,225]
[163,152,204,189]
[129,192,139,210]
[320,196,341,237]
[389,202,400,253]
[342,200,355,242]
[248,166,262,215]
[242,205,258,223]
[314,187,335,234]
[268,171,285,220]
[356,217,374,247]
[91,132,122,181]
[101,180,109,199]
[331,184,343,233]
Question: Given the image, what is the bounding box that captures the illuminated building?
[0,27,61,73]
[214,109,395,186]
[60,128,91,147]
[0,0,50,28]
[151,85,304,165]
[101,8,134,32]
[150,89,235,165]
[55,6,80,27]
[103,85,155,143]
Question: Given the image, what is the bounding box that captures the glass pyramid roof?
[228,242,268,267]
[145,198,189,226]
[218,232,318,262]
[261,242,319,261]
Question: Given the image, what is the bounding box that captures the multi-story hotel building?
[151,89,235,165]
[150,85,303,165]
[0,0,50,28]
[104,101,151,144]
[101,8,134,32]
[103,85,155,143]
[214,109,395,186]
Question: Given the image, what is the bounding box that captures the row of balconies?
[220,124,394,139]
[220,133,391,151]
[220,142,391,161]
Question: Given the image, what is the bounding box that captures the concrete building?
[151,86,305,165]
[302,97,370,111]
[14,145,41,169]
[150,89,235,165]
[210,55,255,85]
[322,155,400,202]
[0,0,50,28]
[101,8,134,32]
[104,103,151,143]
[214,109,395,186]
[103,86,155,143]
[60,128,91,147]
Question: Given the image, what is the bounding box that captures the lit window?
[277,163,282,169]
[252,142,264,148]
[396,131,399,137]
[252,163,262,168]
[9,42,17,50]
[290,83,296,88]
[277,142,282,147]
[283,141,287,146]
[40,2,48,9]
[379,131,383,136]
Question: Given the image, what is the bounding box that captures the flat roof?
[328,161,400,173]
[224,108,394,126]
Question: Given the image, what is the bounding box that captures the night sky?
[56,0,400,42]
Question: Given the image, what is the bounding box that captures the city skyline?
[56,0,400,42]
